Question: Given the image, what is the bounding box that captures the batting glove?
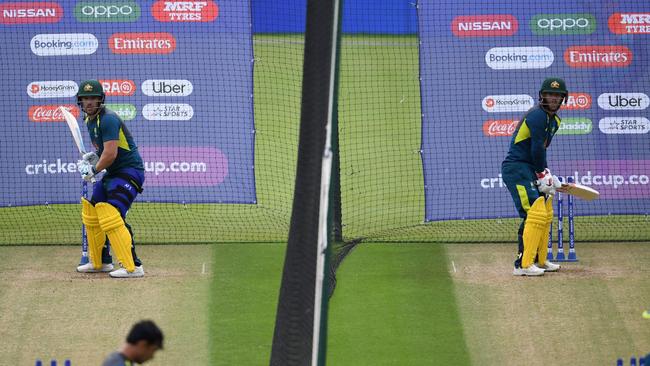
[82,151,99,165]
[77,160,96,182]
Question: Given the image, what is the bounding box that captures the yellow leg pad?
[95,202,135,272]
[536,196,554,266]
[522,197,547,268]
[81,198,106,270]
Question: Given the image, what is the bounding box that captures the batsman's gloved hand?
[535,168,562,195]
[77,160,96,182]
[82,152,99,165]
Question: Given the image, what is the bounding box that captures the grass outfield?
[3,243,648,365]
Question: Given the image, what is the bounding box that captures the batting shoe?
[538,261,560,272]
[513,264,545,276]
[76,262,114,273]
[109,265,145,278]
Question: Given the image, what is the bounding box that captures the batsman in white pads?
[75,80,146,278]
[501,78,568,276]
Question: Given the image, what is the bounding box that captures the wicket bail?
[547,177,579,262]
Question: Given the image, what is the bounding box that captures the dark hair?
[126,320,164,349]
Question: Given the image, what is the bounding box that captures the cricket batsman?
[75,80,145,278]
[501,77,568,276]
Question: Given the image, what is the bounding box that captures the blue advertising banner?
[419,0,650,221]
[0,0,256,205]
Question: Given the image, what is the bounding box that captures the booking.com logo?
[485,47,554,69]
[30,33,98,56]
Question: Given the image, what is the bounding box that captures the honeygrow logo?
[483,119,519,137]
[451,15,518,37]
[109,32,176,54]
[608,13,650,34]
[564,45,632,68]
[99,79,136,96]
[0,2,63,24]
[29,104,79,122]
[152,1,218,22]
[563,93,592,110]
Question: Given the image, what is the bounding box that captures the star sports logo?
[152,1,218,22]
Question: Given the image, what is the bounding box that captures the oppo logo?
[152,1,219,22]
[609,13,650,34]
[563,93,592,110]
[556,118,592,135]
[531,14,595,35]
[485,47,554,69]
[482,95,533,112]
[109,32,176,54]
[597,93,649,110]
[142,103,194,120]
[142,80,193,96]
[451,15,518,37]
[75,2,140,22]
[27,81,78,98]
[599,117,650,134]
[0,2,63,24]
[564,46,632,68]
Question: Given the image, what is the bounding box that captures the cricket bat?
[59,106,87,155]
[562,182,600,201]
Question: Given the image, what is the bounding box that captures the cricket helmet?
[77,80,105,104]
[539,77,568,96]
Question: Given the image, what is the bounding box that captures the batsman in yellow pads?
[75,80,145,278]
[501,78,568,276]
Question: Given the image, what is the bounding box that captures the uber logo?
[142,79,193,96]
[597,93,649,110]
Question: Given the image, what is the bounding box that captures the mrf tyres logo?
[0,2,63,24]
[451,15,518,37]
[564,45,632,68]
[109,32,176,54]
[531,13,596,35]
[609,13,650,34]
[485,47,554,69]
[152,1,219,22]
[74,2,141,22]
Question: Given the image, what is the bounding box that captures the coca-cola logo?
[483,119,519,136]
[29,104,79,122]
